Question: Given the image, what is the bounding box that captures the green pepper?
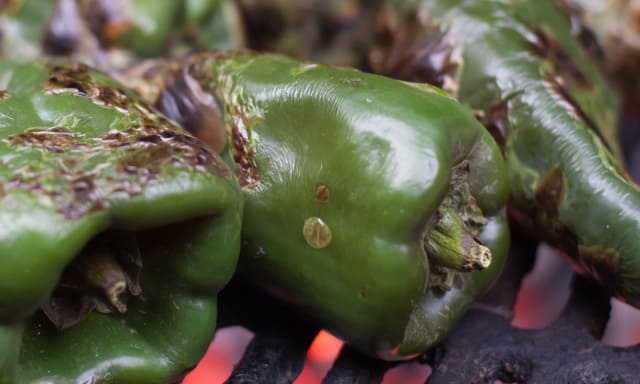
[129,51,510,360]
[0,0,245,70]
[0,59,242,383]
[371,0,640,307]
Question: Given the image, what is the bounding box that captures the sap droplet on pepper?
[303,217,333,249]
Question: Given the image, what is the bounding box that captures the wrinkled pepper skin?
[0,0,245,70]
[143,52,510,360]
[0,60,242,383]
[373,0,640,307]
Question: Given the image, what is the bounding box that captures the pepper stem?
[77,250,129,313]
[425,205,492,272]
[424,160,492,273]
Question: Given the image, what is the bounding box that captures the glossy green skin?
[0,60,242,383]
[0,0,244,67]
[393,0,640,305]
[177,52,510,359]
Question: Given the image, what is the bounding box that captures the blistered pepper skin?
[147,52,510,359]
[374,0,640,306]
[0,60,242,383]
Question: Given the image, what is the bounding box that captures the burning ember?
[184,329,433,383]
[183,326,254,384]
[295,331,343,383]
[512,242,640,347]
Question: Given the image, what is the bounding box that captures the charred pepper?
[372,0,640,307]
[0,59,242,383]
[135,52,511,360]
[0,0,245,70]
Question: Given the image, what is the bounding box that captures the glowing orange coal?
[184,328,432,383]
[295,331,343,383]
[183,326,253,384]
[182,245,640,384]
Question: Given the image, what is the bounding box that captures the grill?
[184,108,640,384]
[210,226,638,384]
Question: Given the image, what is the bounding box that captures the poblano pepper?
[372,0,640,307]
[0,59,242,383]
[0,0,245,70]
[126,51,511,360]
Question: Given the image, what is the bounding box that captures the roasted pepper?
[129,51,510,360]
[0,59,242,383]
[371,0,640,307]
[0,0,245,70]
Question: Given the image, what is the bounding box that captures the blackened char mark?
[556,0,606,64]
[476,99,511,151]
[545,72,614,154]
[528,28,591,88]
[156,67,227,154]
